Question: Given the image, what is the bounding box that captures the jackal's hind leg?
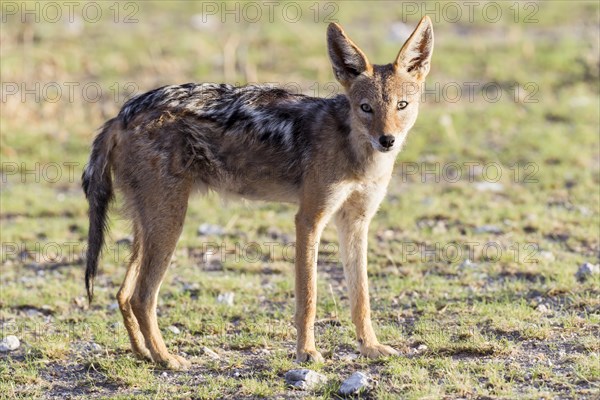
[116,223,152,360]
[129,182,192,370]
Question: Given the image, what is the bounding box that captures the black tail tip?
[86,278,94,304]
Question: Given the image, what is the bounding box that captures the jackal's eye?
[360,103,372,113]
[397,100,409,110]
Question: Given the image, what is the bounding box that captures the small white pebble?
[202,346,220,359]
[0,335,20,352]
[536,304,549,313]
[88,342,103,353]
[167,325,181,335]
[576,263,600,281]
[285,369,328,390]
[339,371,372,395]
[339,353,359,362]
[217,292,234,306]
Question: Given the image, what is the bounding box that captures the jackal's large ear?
[327,23,371,87]
[394,16,434,80]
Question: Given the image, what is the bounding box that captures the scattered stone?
[24,308,42,317]
[578,206,592,216]
[258,348,271,356]
[338,353,359,362]
[339,372,372,395]
[203,249,223,270]
[197,223,224,236]
[432,220,448,234]
[202,346,220,360]
[75,341,103,354]
[539,251,555,261]
[558,350,566,358]
[530,296,544,307]
[217,292,234,306]
[0,335,20,352]
[285,369,328,391]
[536,304,549,313]
[40,305,53,314]
[576,263,599,281]
[459,259,477,269]
[421,197,434,206]
[474,182,504,192]
[108,302,119,311]
[161,371,168,377]
[417,344,428,352]
[474,225,503,234]
[86,342,103,354]
[183,282,200,292]
[569,96,591,108]
[167,325,181,335]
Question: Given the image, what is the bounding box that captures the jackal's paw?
[158,354,191,370]
[296,349,324,363]
[359,343,399,359]
[133,348,153,361]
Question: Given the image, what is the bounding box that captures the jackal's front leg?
[335,199,399,358]
[294,209,327,363]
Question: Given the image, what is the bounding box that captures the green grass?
[1,1,599,399]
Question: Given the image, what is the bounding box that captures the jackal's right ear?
[394,16,434,81]
[327,23,371,87]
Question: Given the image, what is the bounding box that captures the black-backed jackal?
[83,17,433,369]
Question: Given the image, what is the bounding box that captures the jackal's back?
[114,83,352,202]
[120,83,345,146]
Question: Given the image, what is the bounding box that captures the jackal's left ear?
[327,23,371,87]
[394,16,434,80]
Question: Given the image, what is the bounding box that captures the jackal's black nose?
[379,135,395,149]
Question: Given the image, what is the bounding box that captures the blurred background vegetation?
[2,0,598,261]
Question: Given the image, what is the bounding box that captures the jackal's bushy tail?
[82,119,117,303]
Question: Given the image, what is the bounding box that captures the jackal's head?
[327,17,433,153]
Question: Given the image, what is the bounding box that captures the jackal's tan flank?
[83,17,433,369]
